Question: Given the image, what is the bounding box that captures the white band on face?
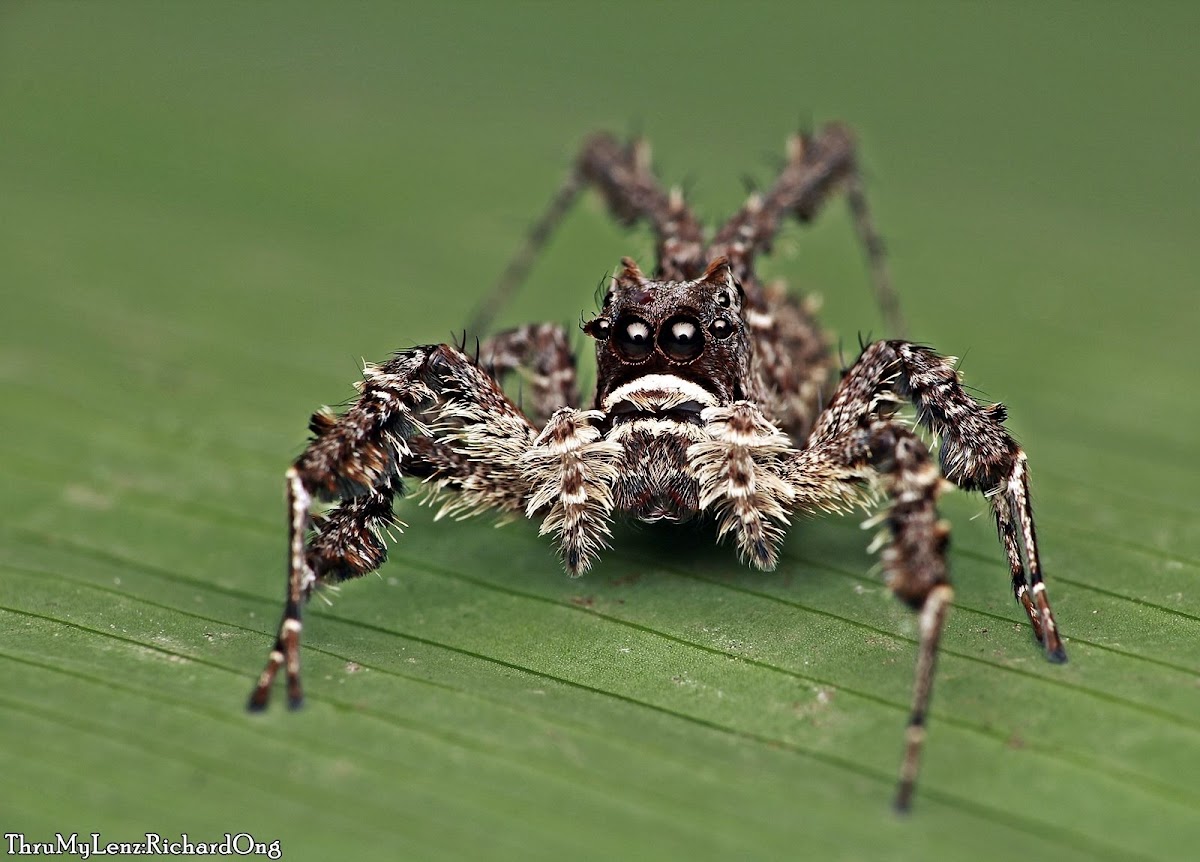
[601,374,719,412]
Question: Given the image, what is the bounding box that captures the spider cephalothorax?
[248,124,1066,813]
[580,257,754,525]
[586,256,750,407]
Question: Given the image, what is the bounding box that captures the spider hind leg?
[480,322,580,425]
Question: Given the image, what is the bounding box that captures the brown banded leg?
[480,323,580,425]
[862,423,954,813]
[780,418,954,811]
[248,351,440,711]
[707,123,906,337]
[573,132,707,281]
[743,278,834,441]
[306,488,398,583]
[808,340,1066,662]
[999,452,1061,656]
[248,344,539,711]
[689,401,800,570]
[521,408,622,574]
[690,400,957,805]
[248,466,315,710]
[247,484,400,711]
[468,132,707,335]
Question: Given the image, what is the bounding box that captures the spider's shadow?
[609,517,718,565]
[606,518,810,588]
[603,514,874,595]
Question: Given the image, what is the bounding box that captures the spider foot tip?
[891,788,915,816]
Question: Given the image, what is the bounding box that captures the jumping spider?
[248,123,1066,812]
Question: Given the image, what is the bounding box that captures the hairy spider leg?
[793,340,1065,807]
[684,397,955,810]
[479,322,581,424]
[469,125,900,339]
[467,132,705,335]
[709,122,905,338]
[249,345,540,710]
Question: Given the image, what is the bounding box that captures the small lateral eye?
[585,317,611,339]
[709,317,733,340]
[615,316,654,360]
[658,315,704,361]
[716,292,732,308]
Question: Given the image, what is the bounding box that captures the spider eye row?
[588,313,735,361]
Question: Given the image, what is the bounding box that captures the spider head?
[584,256,750,406]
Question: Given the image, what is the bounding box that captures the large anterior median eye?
[615,316,654,360]
[657,315,704,361]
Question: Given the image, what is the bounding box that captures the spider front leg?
[810,339,1066,659]
[248,344,538,711]
[794,341,1066,809]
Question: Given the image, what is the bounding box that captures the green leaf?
[2,3,1198,861]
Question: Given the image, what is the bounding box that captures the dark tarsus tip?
[1046,644,1068,664]
[287,694,305,711]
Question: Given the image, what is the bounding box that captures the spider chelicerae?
[247,123,1066,811]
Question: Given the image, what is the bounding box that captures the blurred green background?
[3,2,1198,860]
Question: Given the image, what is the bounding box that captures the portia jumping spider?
[248,123,1066,811]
